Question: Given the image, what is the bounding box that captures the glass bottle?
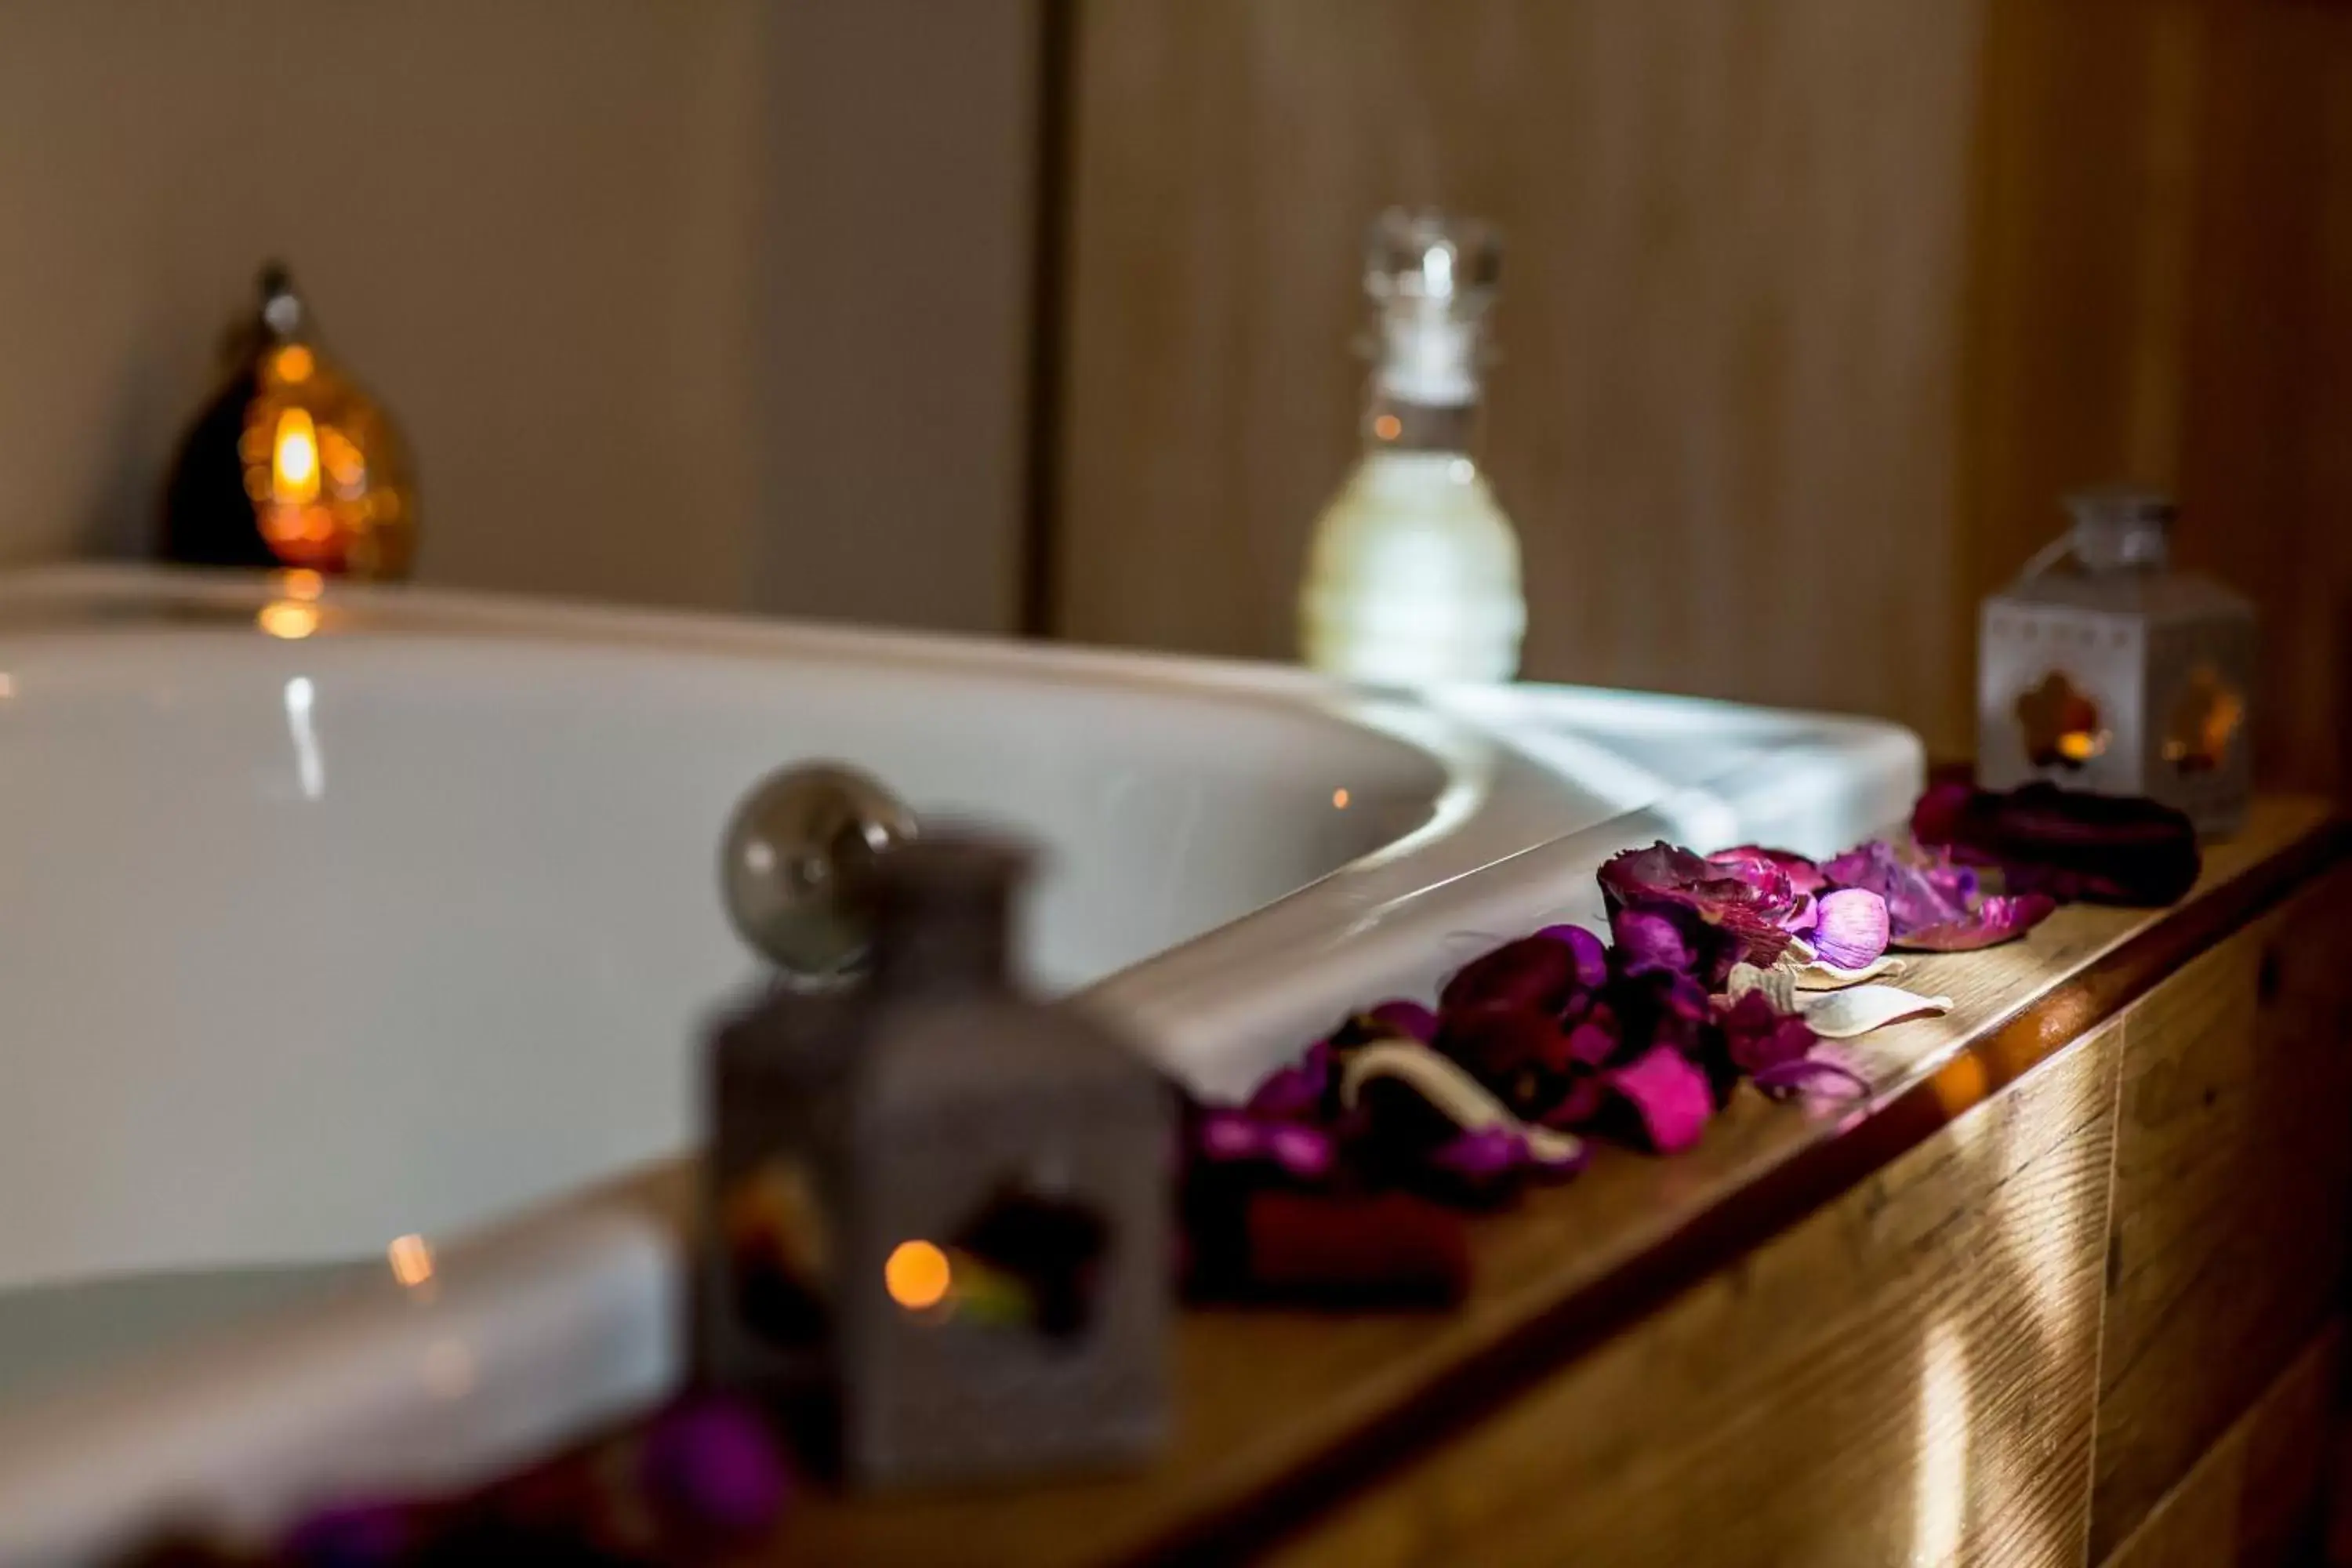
[1298,210,1525,685]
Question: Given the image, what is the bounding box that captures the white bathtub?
[0,568,1920,1563]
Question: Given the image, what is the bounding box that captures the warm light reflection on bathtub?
[256,600,321,640]
[421,1338,475,1400]
[1331,787,1351,810]
[1912,1316,1969,1565]
[387,1233,434,1289]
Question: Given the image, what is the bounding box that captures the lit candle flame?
[272,408,321,505]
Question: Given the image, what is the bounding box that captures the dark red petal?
[1441,935,1581,1015]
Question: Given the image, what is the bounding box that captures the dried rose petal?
[1196,1108,1338,1184]
[1824,840,2051,951]
[1539,1070,1610,1130]
[1780,892,1820,936]
[1811,888,1891,970]
[1262,1122,1338,1181]
[1610,906,1697,977]
[1602,1045,1713,1155]
[1425,1125,1527,1189]
[1711,844,1828,896]
[1197,1109,1272,1163]
[1365,999,1439,1044]
[1440,935,1582,1016]
[1610,968,1711,1057]
[1244,1040,1331,1122]
[1563,1009,1619,1068]
[1599,842,1797,975]
[641,1395,793,1540]
[1750,1056,1871,1101]
[1534,924,1611,989]
[1896,893,2056,952]
[1823,840,1967,933]
[1715,989,1817,1075]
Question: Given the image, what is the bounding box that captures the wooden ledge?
[771,797,2349,1566]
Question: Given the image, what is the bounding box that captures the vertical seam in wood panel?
[1016,0,1076,639]
[2082,1008,2133,1568]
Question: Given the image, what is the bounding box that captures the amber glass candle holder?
[162,263,417,580]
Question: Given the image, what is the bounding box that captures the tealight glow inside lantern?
[1977,488,2255,837]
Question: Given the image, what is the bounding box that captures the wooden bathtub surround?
[764,797,2350,1566]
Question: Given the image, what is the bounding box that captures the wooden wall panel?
[1265,1018,2121,1568]
[1056,0,1987,751]
[1965,0,2352,797]
[2100,1323,2339,1568]
[1056,0,2352,795]
[2090,869,2352,1558]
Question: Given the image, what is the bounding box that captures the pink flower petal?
[1603,1046,1713,1155]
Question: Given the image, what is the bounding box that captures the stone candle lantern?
[701,831,1172,1489]
[1977,488,2255,837]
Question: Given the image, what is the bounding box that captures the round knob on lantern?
[719,762,917,981]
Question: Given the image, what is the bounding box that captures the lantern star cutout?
[2016,670,2109,770]
[2163,666,2244,773]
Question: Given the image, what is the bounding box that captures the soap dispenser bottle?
[1299,209,1525,686]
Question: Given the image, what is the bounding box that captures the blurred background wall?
[0,0,2343,791]
[0,0,1036,630]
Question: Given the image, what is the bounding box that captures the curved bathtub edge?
[0,1170,687,1567]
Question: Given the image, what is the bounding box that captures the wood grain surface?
[757,800,2344,1566]
[1268,1020,2121,1568]
[2100,1323,2340,1568]
[2089,868,2352,1558]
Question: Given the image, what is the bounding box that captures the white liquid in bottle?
[1300,210,1525,685]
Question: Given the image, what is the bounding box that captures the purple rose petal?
[1750,1055,1872,1101]
[1711,844,1828,896]
[1563,1010,1619,1068]
[1535,924,1612,989]
[1427,1125,1526,1180]
[641,1395,793,1540]
[1609,906,1696,977]
[1600,842,1797,975]
[1896,892,2057,952]
[1197,1109,1269,1163]
[1263,1122,1338,1182]
[1715,989,1817,1075]
[1824,840,2051,951]
[1812,888,1891,970]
